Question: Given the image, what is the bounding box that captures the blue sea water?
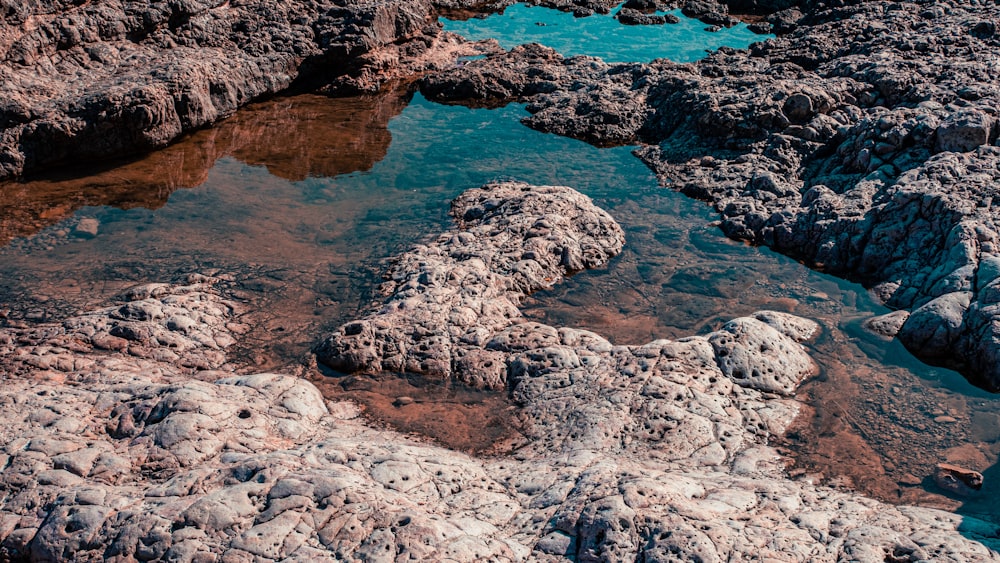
[442,3,768,63]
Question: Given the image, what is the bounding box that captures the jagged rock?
[421,44,659,145]
[935,109,996,154]
[616,8,672,26]
[0,0,461,179]
[419,0,1000,391]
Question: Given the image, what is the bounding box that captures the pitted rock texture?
[420,0,1000,390]
[1,188,999,560]
[1,3,998,559]
[0,0,465,180]
[315,181,627,388]
[0,274,239,380]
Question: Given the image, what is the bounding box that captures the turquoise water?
[442,3,768,63]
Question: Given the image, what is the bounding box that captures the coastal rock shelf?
[421,0,1000,391]
[2,184,996,560]
[0,0,481,180]
[317,182,629,388]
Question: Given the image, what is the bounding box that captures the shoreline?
[2,0,1000,558]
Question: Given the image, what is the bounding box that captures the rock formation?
[1,184,997,560]
[419,0,1000,390]
[0,0,486,180]
[316,181,628,388]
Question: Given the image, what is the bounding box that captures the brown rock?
[934,463,984,496]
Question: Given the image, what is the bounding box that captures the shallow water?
[0,4,997,526]
[442,3,767,63]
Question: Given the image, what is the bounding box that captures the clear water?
[442,3,768,63]
[0,5,996,529]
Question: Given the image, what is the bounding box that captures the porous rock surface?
[0,0,484,180]
[2,184,998,560]
[420,0,1000,390]
[316,181,628,388]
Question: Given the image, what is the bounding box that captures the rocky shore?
[420,0,1000,391]
[3,0,1000,559]
[1,184,997,560]
[0,0,488,180]
[0,89,411,247]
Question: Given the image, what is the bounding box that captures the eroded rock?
[934,463,984,497]
[1,185,997,560]
[419,0,1000,391]
[316,181,625,388]
[0,0,476,179]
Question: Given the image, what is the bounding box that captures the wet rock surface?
[420,0,1000,390]
[0,0,483,180]
[2,184,998,560]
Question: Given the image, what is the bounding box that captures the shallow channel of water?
[0,3,996,526]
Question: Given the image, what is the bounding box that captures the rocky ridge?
[0,0,491,180]
[1,183,998,560]
[419,0,1000,390]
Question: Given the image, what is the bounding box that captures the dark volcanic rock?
[0,0,452,180]
[616,7,675,26]
[682,0,740,27]
[419,0,1000,390]
[421,44,659,145]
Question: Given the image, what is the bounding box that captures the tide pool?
[0,3,996,527]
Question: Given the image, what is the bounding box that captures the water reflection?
[0,92,407,246]
[0,89,411,370]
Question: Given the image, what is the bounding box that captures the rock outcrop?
[2,184,998,560]
[419,0,1000,390]
[316,181,627,388]
[0,0,484,180]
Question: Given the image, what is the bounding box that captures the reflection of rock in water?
[0,89,409,246]
[211,91,407,182]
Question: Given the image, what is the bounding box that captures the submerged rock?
[934,463,985,497]
[1,184,997,560]
[863,310,911,339]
